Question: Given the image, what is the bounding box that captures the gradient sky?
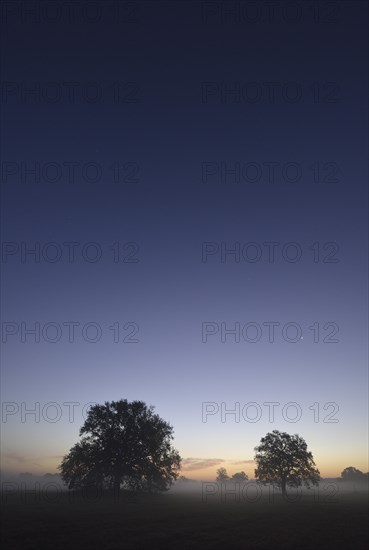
[1,0,368,481]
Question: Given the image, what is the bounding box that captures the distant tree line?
[216,468,248,483]
[339,467,368,482]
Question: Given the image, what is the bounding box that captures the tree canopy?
[59,399,181,492]
[254,430,320,496]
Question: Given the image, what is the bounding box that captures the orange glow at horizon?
[181,456,369,481]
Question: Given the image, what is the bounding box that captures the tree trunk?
[281,478,287,497]
[113,474,121,499]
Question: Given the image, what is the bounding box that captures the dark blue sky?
[1,0,368,479]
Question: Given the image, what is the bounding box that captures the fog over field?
[2,471,368,498]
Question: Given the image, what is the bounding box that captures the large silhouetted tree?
[59,399,181,492]
[254,430,320,496]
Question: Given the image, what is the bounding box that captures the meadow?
[1,484,368,549]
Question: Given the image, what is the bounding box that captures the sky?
[0,0,368,481]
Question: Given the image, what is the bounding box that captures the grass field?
[1,488,368,549]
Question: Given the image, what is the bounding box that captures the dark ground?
[1,489,368,549]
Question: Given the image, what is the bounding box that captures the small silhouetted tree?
[341,467,365,481]
[231,471,248,483]
[254,430,320,496]
[216,467,229,482]
[59,399,181,493]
